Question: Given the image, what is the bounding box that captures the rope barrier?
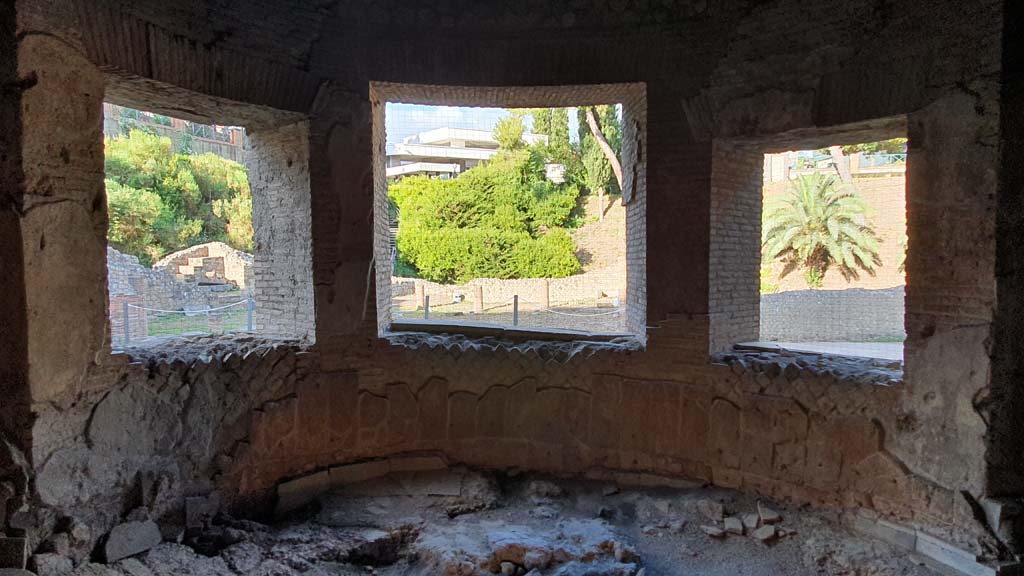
[127,300,249,314]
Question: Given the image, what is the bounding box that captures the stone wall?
[153,241,254,290]
[5,0,1016,569]
[760,286,906,342]
[106,247,211,310]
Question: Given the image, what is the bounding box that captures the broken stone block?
[724,517,744,535]
[103,520,162,563]
[0,537,27,569]
[31,553,72,576]
[696,499,724,522]
[742,513,760,531]
[758,501,782,524]
[752,524,777,543]
[612,541,636,563]
[527,480,564,501]
[387,455,447,474]
[221,542,263,573]
[328,460,390,487]
[701,525,726,538]
[275,470,329,516]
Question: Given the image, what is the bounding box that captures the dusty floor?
[70,469,937,576]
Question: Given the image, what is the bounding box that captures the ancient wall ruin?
[3,0,1019,572]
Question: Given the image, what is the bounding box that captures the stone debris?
[757,501,782,525]
[103,520,163,563]
[0,538,27,570]
[696,499,724,522]
[742,513,760,531]
[31,553,73,576]
[527,480,564,501]
[724,516,744,535]
[752,524,778,543]
[700,525,726,538]
[17,472,936,576]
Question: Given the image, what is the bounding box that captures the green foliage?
[493,115,526,150]
[576,105,622,195]
[762,173,883,288]
[104,129,253,262]
[389,150,580,283]
[760,264,779,295]
[105,180,164,266]
[528,107,570,149]
[840,138,907,155]
[582,140,612,195]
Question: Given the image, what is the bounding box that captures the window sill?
[713,343,903,387]
[384,320,644,358]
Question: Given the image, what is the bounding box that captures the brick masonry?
[246,121,316,341]
[5,0,1017,562]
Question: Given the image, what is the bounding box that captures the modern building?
[385,126,548,178]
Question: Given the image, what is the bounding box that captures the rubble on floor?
[37,468,937,576]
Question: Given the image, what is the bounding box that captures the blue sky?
[384,103,580,150]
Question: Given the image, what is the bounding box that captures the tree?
[493,115,526,150]
[762,173,882,288]
[583,106,623,191]
[582,141,612,220]
[824,138,907,184]
[104,129,254,262]
[106,180,165,265]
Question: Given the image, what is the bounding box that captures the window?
[103,103,314,348]
[371,83,647,342]
[754,140,907,361]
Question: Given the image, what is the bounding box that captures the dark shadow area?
[0,0,34,531]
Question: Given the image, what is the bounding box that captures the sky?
[384,103,581,151]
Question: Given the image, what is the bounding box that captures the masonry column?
[246,120,316,341]
[16,15,107,403]
[643,82,714,361]
[0,0,31,539]
[308,83,378,354]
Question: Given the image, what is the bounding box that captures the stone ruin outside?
[2,1,1023,575]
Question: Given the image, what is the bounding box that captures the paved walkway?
[738,341,904,362]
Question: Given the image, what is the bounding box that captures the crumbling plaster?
[3,0,1017,562]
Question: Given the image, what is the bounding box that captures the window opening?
[103,103,255,348]
[753,139,907,361]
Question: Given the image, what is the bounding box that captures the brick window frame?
[708,118,909,378]
[101,82,316,349]
[369,82,647,344]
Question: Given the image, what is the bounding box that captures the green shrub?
[389,150,581,283]
[104,129,254,261]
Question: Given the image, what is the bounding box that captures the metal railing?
[394,292,626,334]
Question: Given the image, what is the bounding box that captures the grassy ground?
[146,306,249,337]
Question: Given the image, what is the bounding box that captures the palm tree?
[762,173,882,288]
